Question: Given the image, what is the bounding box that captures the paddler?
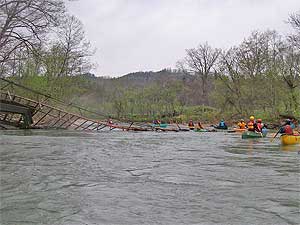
[255,119,263,132]
[197,121,204,129]
[108,118,113,125]
[217,119,227,129]
[279,119,294,135]
[237,119,246,129]
[188,120,194,130]
[247,116,255,131]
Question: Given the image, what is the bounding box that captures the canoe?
[280,134,300,145]
[194,129,208,132]
[228,128,246,133]
[234,128,246,132]
[214,125,228,130]
[242,131,267,139]
[152,123,168,128]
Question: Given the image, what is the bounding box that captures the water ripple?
[0,129,299,225]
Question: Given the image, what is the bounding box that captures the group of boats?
[230,127,300,145]
[151,123,300,146]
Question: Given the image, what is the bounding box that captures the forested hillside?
[0,1,299,123]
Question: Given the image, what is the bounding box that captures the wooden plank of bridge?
[93,124,107,131]
[74,120,89,130]
[0,91,153,132]
[32,102,42,117]
[82,122,96,130]
[65,117,80,129]
[51,112,69,127]
[33,108,53,126]
[59,115,76,128]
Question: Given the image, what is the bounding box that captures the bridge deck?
[0,91,153,131]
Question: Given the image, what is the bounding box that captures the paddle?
[176,122,181,131]
[270,127,282,142]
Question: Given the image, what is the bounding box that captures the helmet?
[250,116,254,121]
[285,119,291,125]
[257,119,262,123]
[240,119,244,122]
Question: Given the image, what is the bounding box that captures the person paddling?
[197,121,204,129]
[188,120,194,130]
[271,119,294,142]
[218,119,227,129]
[247,116,255,132]
[237,119,246,129]
[256,118,268,136]
[279,119,294,135]
[256,119,263,132]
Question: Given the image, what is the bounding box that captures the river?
[0,130,299,225]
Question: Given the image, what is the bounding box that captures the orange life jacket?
[248,121,254,131]
[238,122,246,129]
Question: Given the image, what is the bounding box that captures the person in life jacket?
[237,119,246,129]
[280,119,294,135]
[108,118,113,125]
[197,121,204,129]
[290,119,296,129]
[153,119,159,125]
[188,120,194,129]
[255,119,264,132]
[218,119,227,129]
[247,116,255,131]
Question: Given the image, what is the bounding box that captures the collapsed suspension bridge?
[0,78,179,132]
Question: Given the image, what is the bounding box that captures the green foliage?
[211,30,300,120]
[174,105,218,123]
[5,16,300,124]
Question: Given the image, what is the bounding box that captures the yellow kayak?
[280,135,300,145]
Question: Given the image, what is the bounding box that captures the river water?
[0,130,299,225]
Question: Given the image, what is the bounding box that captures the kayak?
[234,128,246,132]
[280,134,300,145]
[194,129,208,132]
[152,123,168,128]
[214,125,228,130]
[228,128,246,133]
[242,131,267,139]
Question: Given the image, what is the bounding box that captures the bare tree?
[289,12,300,31]
[0,0,65,76]
[217,48,246,114]
[177,43,221,105]
[288,12,300,50]
[279,43,300,113]
[56,15,93,77]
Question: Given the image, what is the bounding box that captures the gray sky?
[66,0,300,77]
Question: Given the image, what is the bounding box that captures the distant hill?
[113,69,194,87]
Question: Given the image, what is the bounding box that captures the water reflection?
[280,144,300,152]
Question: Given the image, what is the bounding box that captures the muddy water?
[0,130,299,225]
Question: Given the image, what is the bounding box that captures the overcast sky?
[66,0,300,77]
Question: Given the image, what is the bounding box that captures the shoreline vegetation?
[0,1,299,128]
